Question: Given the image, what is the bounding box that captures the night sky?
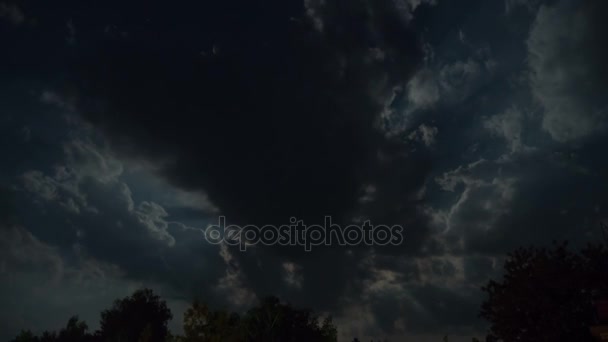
[1,0,608,341]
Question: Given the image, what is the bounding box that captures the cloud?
[67,0,425,230]
[0,2,24,25]
[483,106,531,153]
[527,0,608,142]
[306,0,437,32]
[407,69,440,110]
[382,41,498,137]
[409,51,496,111]
[409,123,439,147]
[13,131,228,305]
[36,0,437,315]
[389,0,438,23]
[504,0,541,14]
[433,161,517,236]
[330,250,486,340]
[214,244,257,308]
[19,139,174,265]
[0,224,144,340]
[282,261,303,289]
[0,225,64,280]
[429,148,608,256]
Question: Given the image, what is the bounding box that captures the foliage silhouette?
[10,290,337,342]
[98,288,173,342]
[480,241,608,342]
[10,316,93,342]
[179,296,337,342]
[179,300,242,342]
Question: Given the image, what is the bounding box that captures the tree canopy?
[480,242,608,342]
[10,290,337,342]
[98,288,173,342]
[179,296,337,342]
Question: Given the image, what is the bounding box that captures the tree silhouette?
[98,288,173,342]
[240,296,337,342]
[10,316,92,342]
[56,317,92,342]
[10,330,38,342]
[180,300,242,342]
[480,241,608,342]
[180,296,337,342]
[11,289,338,342]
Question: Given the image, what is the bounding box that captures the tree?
[9,316,92,342]
[56,316,92,342]
[471,336,498,342]
[10,290,338,342]
[181,296,338,342]
[10,330,38,342]
[319,316,338,342]
[480,241,608,342]
[98,288,173,342]
[181,300,242,342]
[241,296,337,342]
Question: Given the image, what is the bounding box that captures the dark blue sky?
[1,0,607,341]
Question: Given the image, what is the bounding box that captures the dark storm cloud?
[0,86,227,300]
[21,0,435,313]
[0,87,242,336]
[15,136,227,291]
[430,150,608,257]
[528,0,608,142]
[428,0,608,257]
[41,0,427,229]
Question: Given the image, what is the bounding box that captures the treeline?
[10,242,608,342]
[10,290,337,342]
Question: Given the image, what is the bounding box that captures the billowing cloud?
[32,0,438,317]
[527,0,608,142]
